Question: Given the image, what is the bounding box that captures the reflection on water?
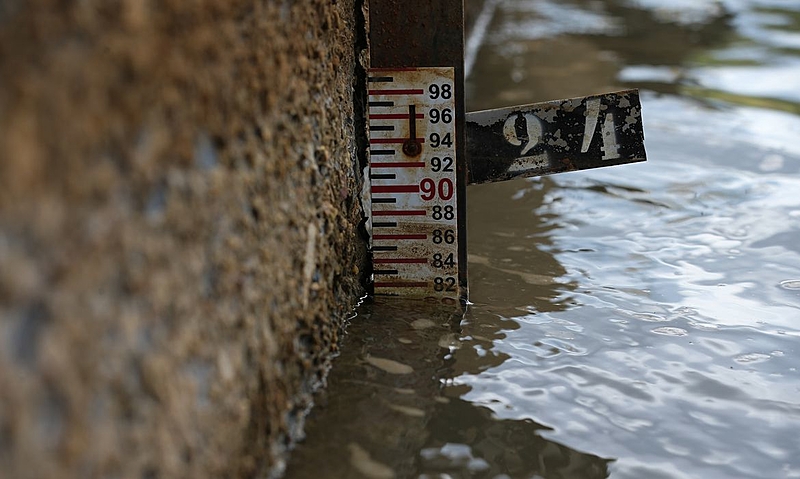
[286,1,800,478]
[285,301,611,478]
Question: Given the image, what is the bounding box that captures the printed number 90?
[420,178,454,201]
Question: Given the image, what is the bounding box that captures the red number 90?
[420,178,454,201]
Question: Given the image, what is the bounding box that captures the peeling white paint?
[582,97,601,153]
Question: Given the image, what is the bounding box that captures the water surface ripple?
[461,1,800,477]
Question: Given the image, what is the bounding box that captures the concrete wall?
[0,1,366,477]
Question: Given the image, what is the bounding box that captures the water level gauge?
[368,68,460,303]
[366,0,646,307]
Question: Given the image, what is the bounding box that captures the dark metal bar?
[466,90,647,185]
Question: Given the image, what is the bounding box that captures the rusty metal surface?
[368,0,468,304]
[466,89,647,184]
[369,0,465,70]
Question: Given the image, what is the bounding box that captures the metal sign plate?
[367,68,460,303]
[466,90,646,184]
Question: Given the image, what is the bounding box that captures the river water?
[285,1,800,478]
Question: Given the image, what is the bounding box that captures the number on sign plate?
[430,156,454,172]
[431,205,454,220]
[432,253,456,268]
[429,132,453,148]
[429,108,453,124]
[420,178,454,201]
[434,277,457,292]
[432,229,456,244]
[428,84,452,100]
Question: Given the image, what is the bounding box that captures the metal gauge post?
[369,0,468,305]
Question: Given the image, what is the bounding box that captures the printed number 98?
[429,84,452,100]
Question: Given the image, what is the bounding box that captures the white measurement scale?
[367,68,460,303]
[366,0,647,306]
